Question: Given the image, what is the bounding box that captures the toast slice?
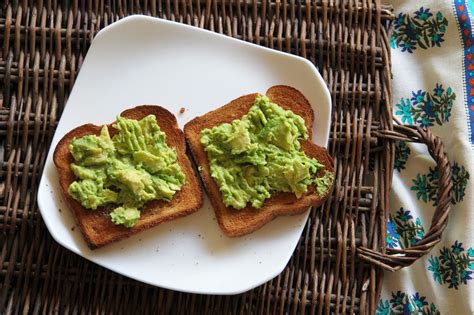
[184,85,334,237]
[54,106,203,248]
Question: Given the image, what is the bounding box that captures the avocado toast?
[54,106,203,248]
[184,85,335,237]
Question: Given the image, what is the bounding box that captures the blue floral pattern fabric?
[411,162,470,205]
[386,208,425,249]
[382,0,474,313]
[395,85,456,127]
[428,241,474,289]
[392,7,448,53]
[377,291,440,315]
[394,141,410,172]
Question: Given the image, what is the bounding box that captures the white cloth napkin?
[378,0,474,313]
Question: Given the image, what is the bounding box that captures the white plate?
[37,15,331,294]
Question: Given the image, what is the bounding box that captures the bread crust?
[53,105,203,249]
[184,85,335,237]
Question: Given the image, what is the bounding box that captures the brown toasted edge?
[184,85,334,237]
[53,105,203,249]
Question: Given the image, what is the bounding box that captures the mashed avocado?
[68,115,186,227]
[201,95,333,209]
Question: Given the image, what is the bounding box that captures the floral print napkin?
[378,0,474,313]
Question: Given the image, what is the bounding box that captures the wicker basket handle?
[358,124,453,272]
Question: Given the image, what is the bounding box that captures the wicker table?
[0,1,453,314]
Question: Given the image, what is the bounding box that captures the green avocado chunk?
[314,171,335,197]
[110,206,141,228]
[200,95,332,209]
[67,115,186,228]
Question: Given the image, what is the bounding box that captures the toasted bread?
[54,106,203,248]
[184,85,335,237]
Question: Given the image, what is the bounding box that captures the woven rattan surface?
[0,1,453,314]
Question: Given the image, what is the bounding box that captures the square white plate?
[37,15,331,294]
